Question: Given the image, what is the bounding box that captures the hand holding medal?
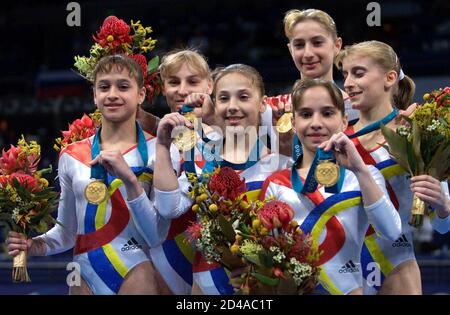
[86,123,149,205]
[173,105,198,152]
[319,132,366,176]
[268,95,293,134]
[276,110,293,133]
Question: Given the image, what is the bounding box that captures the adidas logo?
[392,234,411,248]
[339,260,360,273]
[121,237,142,252]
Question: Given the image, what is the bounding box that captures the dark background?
[0,0,449,294]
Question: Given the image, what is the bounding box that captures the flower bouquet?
[0,136,59,282]
[185,166,320,294]
[54,110,102,151]
[74,15,162,103]
[381,87,450,227]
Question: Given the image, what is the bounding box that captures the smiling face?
[214,72,265,135]
[162,62,212,113]
[341,54,392,112]
[294,85,347,154]
[94,65,146,124]
[287,20,341,80]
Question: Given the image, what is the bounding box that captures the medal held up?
[173,105,197,152]
[315,160,340,187]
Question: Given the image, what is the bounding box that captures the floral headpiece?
[74,16,162,103]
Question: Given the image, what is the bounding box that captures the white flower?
[426,119,441,132]
[11,207,20,223]
[289,257,313,286]
[270,246,286,263]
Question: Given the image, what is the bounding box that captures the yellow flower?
[192,204,200,213]
[230,244,240,254]
[195,193,207,204]
[209,204,218,213]
[39,178,49,187]
[107,35,114,42]
[259,227,269,236]
[239,200,250,211]
[252,219,261,229]
[423,93,431,102]
[186,172,198,183]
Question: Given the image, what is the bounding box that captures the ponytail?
[393,75,415,110]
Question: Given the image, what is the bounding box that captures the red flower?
[436,87,450,107]
[11,173,41,193]
[130,54,148,78]
[0,145,39,175]
[273,267,286,279]
[0,174,10,187]
[208,167,246,201]
[288,234,314,264]
[261,236,277,249]
[93,16,132,52]
[258,200,294,230]
[0,145,21,175]
[186,222,202,242]
[60,114,97,148]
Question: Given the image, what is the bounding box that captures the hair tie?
[399,69,405,80]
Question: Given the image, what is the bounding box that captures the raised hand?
[180,92,215,124]
[156,112,193,148]
[319,132,366,173]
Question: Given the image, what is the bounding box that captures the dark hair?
[93,54,144,88]
[211,64,265,98]
[292,78,344,114]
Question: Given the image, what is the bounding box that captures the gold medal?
[84,180,108,204]
[276,112,293,133]
[173,111,197,152]
[173,129,196,152]
[184,112,198,125]
[315,160,339,187]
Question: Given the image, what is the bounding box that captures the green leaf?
[0,213,14,230]
[258,251,274,268]
[243,254,261,267]
[217,214,236,242]
[238,221,251,235]
[251,272,280,286]
[147,56,159,74]
[380,124,412,173]
[427,140,450,180]
[411,121,424,174]
[406,140,417,175]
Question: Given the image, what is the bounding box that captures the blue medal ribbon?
[291,108,398,161]
[291,148,345,194]
[184,134,263,181]
[91,122,148,182]
[347,108,398,139]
